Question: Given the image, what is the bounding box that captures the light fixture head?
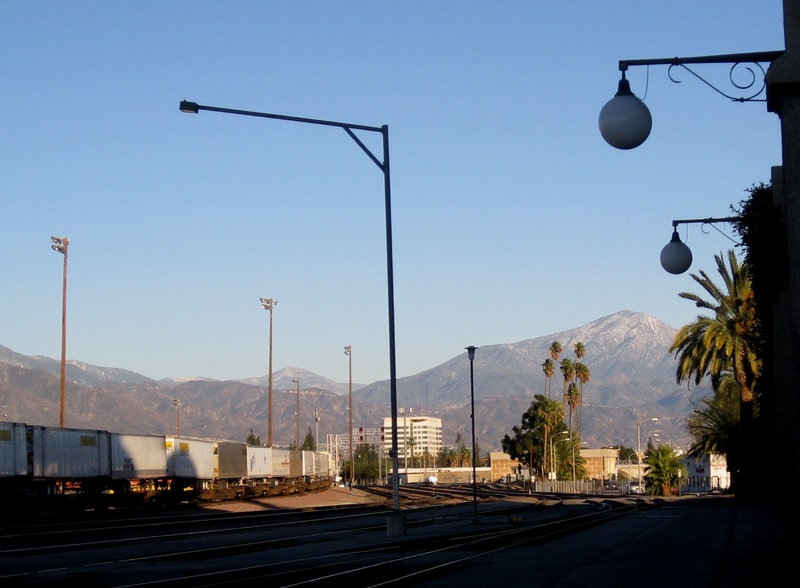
[599,74,652,150]
[465,345,477,361]
[660,229,693,274]
[179,100,200,113]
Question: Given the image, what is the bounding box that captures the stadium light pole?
[260,297,278,446]
[50,236,68,428]
[179,101,403,528]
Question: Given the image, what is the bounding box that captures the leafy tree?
[643,445,686,496]
[301,427,315,450]
[501,394,565,478]
[246,428,261,446]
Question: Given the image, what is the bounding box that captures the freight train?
[0,421,335,505]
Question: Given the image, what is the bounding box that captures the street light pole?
[466,346,478,519]
[180,101,402,521]
[345,345,353,488]
[50,236,68,428]
[293,378,300,448]
[260,297,277,447]
[174,398,181,436]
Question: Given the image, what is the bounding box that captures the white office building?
[382,413,442,465]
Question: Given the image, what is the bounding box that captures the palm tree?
[688,373,741,455]
[574,362,590,431]
[643,445,687,496]
[533,394,564,479]
[670,250,760,415]
[541,358,555,398]
[559,358,574,411]
[574,341,585,362]
[566,382,580,432]
[670,250,760,496]
[549,341,562,362]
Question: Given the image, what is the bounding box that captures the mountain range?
[0,310,707,452]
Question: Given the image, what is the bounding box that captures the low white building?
[681,453,730,492]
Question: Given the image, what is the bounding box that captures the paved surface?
[203,488,788,586]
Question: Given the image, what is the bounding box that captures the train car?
[212,441,248,500]
[0,422,28,495]
[165,436,215,500]
[28,425,111,494]
[109,432,168,496]
[1,421,334,506]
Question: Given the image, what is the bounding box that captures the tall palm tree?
[566,382,580,432]
[574,341,585,362]
[574,362,590,432]
[670,250,760,412]
[533,394,564,479]
[559,358,574,411]
[541,358,555,398]
[549,341,562,363]
[670,249,760,497]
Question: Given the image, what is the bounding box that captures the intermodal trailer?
[0,422,28,494]
[109,432,168,493]
[28,426,111,479]
[165,436,215,499]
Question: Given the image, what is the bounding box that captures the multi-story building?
[382,413,442,465]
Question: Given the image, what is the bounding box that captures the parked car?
[629,481,643,494]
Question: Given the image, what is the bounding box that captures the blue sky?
[1,1,785,385]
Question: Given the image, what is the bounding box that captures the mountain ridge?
[0,311,704,451]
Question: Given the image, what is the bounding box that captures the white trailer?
[110,433,168,480]
[28,426,111,479]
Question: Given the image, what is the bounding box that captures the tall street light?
[344,345,354,489]
[598,6,800,542]
[260,297,278,446]
[174,398,182,437]
[292,378,301,448]
[465,346,478,519]
[50,236,68,428]
[180,101,403,524]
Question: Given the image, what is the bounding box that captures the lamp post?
[314,410,320,451]
[659,217,740,274]
[173,398,181,436]
[260,297,278,446]
[180,101,403,522]
[344,345,354,489]
[292,378,300,448]
[465,345,478,518]
[599,8,800,541]
[50,236,68,428]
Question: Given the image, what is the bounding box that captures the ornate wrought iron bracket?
[619,51,783,103]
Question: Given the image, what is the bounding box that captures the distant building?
[382,414,442,465]
[682,453,730,492]
[580,447,620,480]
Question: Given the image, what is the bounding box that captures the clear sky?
[1,1,785,385]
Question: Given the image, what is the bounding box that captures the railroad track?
[0,487,655,586]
